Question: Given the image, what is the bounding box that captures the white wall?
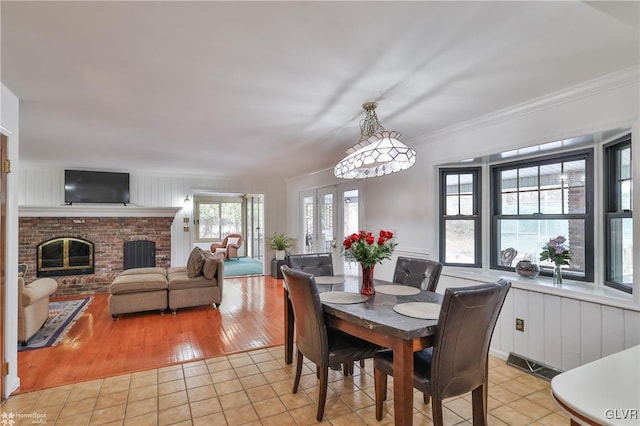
[1,84,21,397]
[286,68,640,371]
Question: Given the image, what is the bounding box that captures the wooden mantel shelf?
[19,205,182,218]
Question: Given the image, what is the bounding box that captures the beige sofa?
[18,273,58,344]
[108,249,224,319]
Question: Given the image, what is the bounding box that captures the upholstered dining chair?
[210,233,243,260]
[392,256,443,292]
[281,266,380,421]
[287,252,334,276]
[374,279,511,425]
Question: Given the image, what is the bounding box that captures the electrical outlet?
[515,318,525,332]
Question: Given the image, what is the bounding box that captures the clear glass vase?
[360,264,375,295]
[553,265,563,286]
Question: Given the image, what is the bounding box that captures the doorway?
[0,134,7,400]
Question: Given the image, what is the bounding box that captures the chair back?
[287,253,333,277]
[392,257,443,291]
[430,279,511,400]
[281,266,329,367]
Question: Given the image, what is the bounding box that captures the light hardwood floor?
[3,275,570,425]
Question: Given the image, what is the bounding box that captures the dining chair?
[374,279,511,425]
[392,256,443,292]
[281,266,380,421]
[287,252,334,276]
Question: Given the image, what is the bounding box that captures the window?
[195,200,243,241]
[604,134,632,293]
[491,150,594,281]
[439,168,481,267]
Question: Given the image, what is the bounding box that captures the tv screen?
[64,170,130,204]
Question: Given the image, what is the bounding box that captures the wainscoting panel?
[440,273,640,372]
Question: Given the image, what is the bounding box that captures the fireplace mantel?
[19,205,182,218]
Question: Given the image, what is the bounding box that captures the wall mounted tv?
[64,170,130,205]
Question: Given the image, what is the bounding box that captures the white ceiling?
[2,1,638,180]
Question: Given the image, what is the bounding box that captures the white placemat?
[375,284,420,296]
[319,292,368,304]
[315,276,345,285]
[393,302,441,319]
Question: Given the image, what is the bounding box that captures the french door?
[300,185,362,275]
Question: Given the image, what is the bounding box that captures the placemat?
[319,292,368,304]
[393,302,441,319]
[315,276,345,285]
[375,284,420,296]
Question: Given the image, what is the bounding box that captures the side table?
[271,259,287,279]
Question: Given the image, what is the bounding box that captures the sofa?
[108,248,224,319]
[18,272,58,344]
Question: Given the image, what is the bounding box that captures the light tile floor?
[1,346,569,425]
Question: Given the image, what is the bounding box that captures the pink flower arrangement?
[343,230,397,268]
[540,236,572,266]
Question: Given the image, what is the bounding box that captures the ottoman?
[108,267,168,319]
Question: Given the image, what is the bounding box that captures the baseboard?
[506,352,563,381]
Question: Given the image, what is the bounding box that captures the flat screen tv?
[64,170,130,204]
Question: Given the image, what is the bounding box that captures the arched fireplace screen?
[37,237,95,277]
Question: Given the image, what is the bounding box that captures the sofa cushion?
[186,247,205,278]
[227,237,240,246]
[168,269,218,290]
[167,266,187,276]
[202,251,219,279]
[110,273,167,294]
[120,267,167,276]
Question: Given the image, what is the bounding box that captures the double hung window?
[439,168,481,267]
[604,134,633,293]
[490,150,594,281]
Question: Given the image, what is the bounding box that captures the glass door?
[300,187,336,255]
[343,189,360,276]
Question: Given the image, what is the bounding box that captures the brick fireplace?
[19,216,174,296]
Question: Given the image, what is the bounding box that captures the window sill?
[442,266,638,312]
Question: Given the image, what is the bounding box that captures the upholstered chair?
[287,253,334,276]
[18,273,58,344]
[210,233,243,260]
[374,279,511,425]
[281,266,380,421]
[392,256,443,292]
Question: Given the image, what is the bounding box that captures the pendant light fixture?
[334,102,416,179]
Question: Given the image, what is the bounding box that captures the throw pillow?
[186,247,205,278]
[227,237,239,246]
[202,251,218,279]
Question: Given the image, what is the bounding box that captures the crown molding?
[411,66,639,145]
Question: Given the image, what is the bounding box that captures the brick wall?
[19,217,174,296]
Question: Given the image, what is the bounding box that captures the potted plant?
[269,232,294,260]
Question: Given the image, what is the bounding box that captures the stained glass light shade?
[334,130,417,179]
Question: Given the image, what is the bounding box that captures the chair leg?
[423,393,430,405]
[432,399,444,426]
[374,367,387,421]
[317,367,328,421]
[359,359,365,368]
[292,350,303,393]
[342,363,349,376]
[472,384,487,426]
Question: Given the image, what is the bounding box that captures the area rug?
[18,297,91,351]
[223,257,263,277]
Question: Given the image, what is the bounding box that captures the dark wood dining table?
[283,277,442,426]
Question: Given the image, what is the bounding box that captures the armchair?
[210,233,244,260]
[18,273,58,344]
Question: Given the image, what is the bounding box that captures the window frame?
[194,199,244,242]
[439,167,482,268]
[604,133,632,293]
[490,149,594,281]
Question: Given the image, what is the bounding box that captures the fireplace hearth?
[37,237,95,277]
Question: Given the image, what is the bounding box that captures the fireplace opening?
[37,237,95,277]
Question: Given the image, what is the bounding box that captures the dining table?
[283,275,442,426]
